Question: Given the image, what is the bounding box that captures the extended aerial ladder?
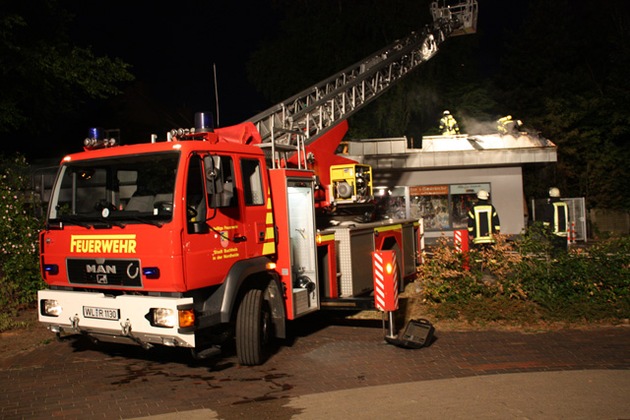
[247,0,478,169]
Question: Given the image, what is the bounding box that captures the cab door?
[182,153,246,290]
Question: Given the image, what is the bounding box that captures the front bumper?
[38,289,195,348]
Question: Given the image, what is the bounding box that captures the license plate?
[83,306,120,320]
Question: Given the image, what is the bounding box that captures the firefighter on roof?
[541,187,569,251]
[497,115,523,136]
[439,110,460,135]
[467,189,500,247]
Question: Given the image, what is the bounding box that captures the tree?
[496,0,630,209]
[0,0,133,136]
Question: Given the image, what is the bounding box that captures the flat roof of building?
[347,132,557,170]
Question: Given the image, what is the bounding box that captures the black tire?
[236,288,271,366]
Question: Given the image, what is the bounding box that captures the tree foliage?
[496,0,630,208]
[0,0,134,136]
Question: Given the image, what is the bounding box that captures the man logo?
[86,264,117,274]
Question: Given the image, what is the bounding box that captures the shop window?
[409,185,450,230]
[407,183,491,231]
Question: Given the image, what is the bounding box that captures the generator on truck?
[38,0,477,365]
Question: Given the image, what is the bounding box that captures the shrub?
[0,154,44,327]
[416,236,480,304]
[414,228,630,324]
[517,235,630,321]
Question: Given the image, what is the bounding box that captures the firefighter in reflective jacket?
[467,190,500,246]
[439,110,460,135]
[541,187,569,251]
[497,115,523,136]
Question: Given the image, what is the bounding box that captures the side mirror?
[205,156,224,196]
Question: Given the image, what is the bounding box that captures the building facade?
[348,133,557,242]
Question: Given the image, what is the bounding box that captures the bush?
[518,235,630,321]
[0,154,44,328]
[416,236,479,304]
[417,234,525,303]
[413,229,630,324]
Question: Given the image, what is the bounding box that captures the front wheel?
[236,288,271,366]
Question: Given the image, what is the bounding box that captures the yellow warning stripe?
[262,190,275,255]
[262,241,276,255]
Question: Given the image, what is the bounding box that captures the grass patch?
[0,313,27,332]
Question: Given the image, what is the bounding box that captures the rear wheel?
[236,288,271,366]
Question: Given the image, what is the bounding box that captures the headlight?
[151,308,177,328]
[41,299,62,317]
[150,307,195,329]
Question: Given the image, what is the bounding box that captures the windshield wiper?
[56,214,163,228]
[56,215,125,229]
[120,215,164,227]
[94,218,126,229]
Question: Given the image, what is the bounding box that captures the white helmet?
[443,110,450,115]
[477,190,489,200]
[549,187,560,198]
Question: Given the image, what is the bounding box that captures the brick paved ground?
[1,315,629,419]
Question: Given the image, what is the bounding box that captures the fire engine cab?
[38,1,477,365]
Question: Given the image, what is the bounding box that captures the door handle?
[233,235,247,243]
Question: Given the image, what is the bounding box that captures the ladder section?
[248,0,478,162]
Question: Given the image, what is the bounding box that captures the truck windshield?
[48,152,179,226]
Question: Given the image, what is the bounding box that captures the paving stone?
[0,321,628,419]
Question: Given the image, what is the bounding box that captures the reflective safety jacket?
[497,116,514,134]
[467,201,501,244]
[542,198,569,237]
[439,115,460,135]
[497,116,523,136]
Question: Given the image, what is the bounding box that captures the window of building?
[409,185,450,230]
[379,183,491,231]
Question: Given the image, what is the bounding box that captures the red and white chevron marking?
[373,250,398,312]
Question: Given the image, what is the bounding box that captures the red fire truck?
[38,1,477,365]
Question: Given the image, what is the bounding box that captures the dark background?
[64,1,279,149]
[1,0,524,157]
[2,0,629,208]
